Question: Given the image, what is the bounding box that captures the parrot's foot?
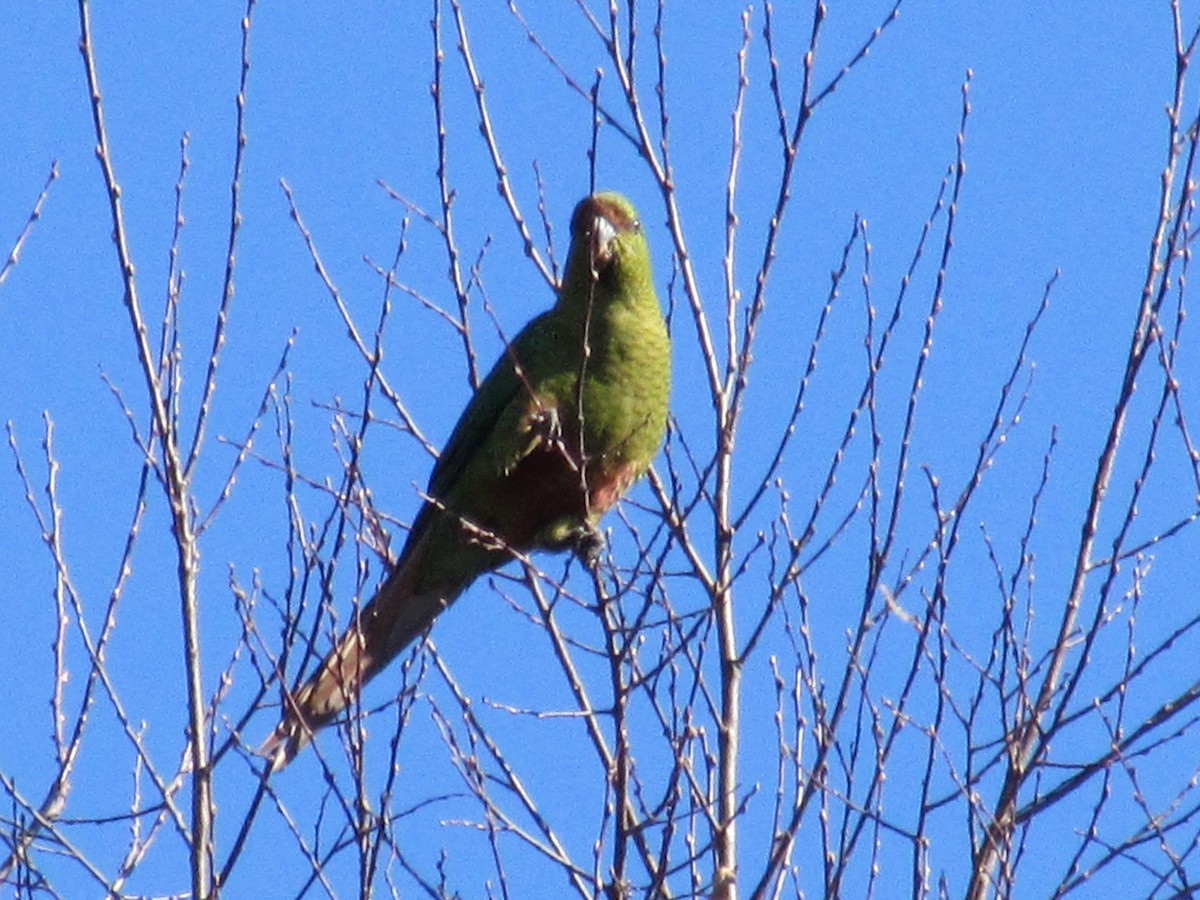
[571,525,606,570]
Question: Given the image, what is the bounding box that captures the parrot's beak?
[590,214,619,266]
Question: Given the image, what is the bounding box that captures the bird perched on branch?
[261,192,671,770]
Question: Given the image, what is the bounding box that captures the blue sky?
[3,3,1197,897]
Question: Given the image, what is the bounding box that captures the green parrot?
[262,192,671,770]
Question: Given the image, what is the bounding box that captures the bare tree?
[5,1,1200,898]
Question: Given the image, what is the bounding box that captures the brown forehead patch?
[573,194,637,234]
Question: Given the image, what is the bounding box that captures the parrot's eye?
[631,219,642,233]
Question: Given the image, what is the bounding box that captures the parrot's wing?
[425,312,555,504]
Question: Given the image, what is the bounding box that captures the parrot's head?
[570,192,648,285]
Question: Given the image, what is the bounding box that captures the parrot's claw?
[572,525,606,570]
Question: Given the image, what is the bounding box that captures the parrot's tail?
[259,548,467,772]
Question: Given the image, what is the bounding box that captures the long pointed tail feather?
[259,544,467,771]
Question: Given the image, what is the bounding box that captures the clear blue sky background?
[2,3,1194,897]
